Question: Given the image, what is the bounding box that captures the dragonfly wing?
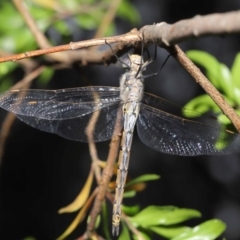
[16,103,122,142]
[142,92,218,125]
[0,87,123,142]
[137,103,240,156]
[0,87,120,119]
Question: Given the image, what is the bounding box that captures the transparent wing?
[142,92,217,123]
[0,87,123,142]
[137,94,240,156]
[0,87,120,119]
[16,105,122,142]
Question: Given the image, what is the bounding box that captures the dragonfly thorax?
[120,54,146,103]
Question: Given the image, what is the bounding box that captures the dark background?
[1,0,240,239]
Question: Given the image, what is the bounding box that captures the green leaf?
[130,206,201,227]
[218,63,234,100]
[171,219,226,240]
[217,113,231,125]
[150,226,191,238]
[102,201,111,240]
[0,62,17,77]
[22,237,36,240]
[183,93,238,129]
[103,22,116,37]
[0,77,13,93]
[54,21,71,36]
[38,67,54,86]
[186,51,223,89]
[122,205,140,216]
[117,0,140,25]
[187,50,239,105]
[119,221,131,240]
[125,174,160,188]
[133,231,151,240]
[75,14,100,30]
[123,190,136,198]
[231,53,240,105]
[231,52,240,89]
[183,94,220,117]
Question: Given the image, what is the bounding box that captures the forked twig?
[13,0,68,63]
[85,91,102,184]
[86,108,123,237]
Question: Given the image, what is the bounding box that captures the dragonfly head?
[122,54,145,73]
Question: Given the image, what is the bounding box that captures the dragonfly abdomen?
[112,101,140,235]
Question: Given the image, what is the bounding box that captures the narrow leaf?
[119,222,131,240]
[122,205,140,216]
[172,219,226,240]
[183,94,220,117]
[133,231,151,240]
[186,51,223,89]
[58,168,93,213]
[150,226,191,238]
[231,53,240,105]
[56,201,89,240]
[125,174,160,188]
[231,52,240,89]
[218,63,234,100]
[130,206,201,227]
[123,190,136,198]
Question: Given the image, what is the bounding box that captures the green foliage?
[171,219,226,240]
[99,174,226,240]
[130,206,201,227]
[121,205,225,240]
[117,0,140,24]
[0,0,139,88]
[37,67,54,86]
[125,173,160,188]
[185,50,240,125]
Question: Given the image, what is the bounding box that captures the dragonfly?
[1,54,240,236]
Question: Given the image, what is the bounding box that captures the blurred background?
[0,0,240,239]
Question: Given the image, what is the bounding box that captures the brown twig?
[1,10,240,65]
[140,10,240,46]
[165,45,240,132]
[13,0,68,63]
[0,29,140,64]
[13,0,51,49]
[85,92,102,184]
[86,108,123,237]
[84,0,122,184]
[57,187,99,240]
[93,0,122,39]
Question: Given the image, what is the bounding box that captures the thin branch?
[165,45,240,132]
[13,0,51,49]
[85,92,102,184]
[140,10,240,46]
[0,29,140,64]
[1,10,240,65]
[13,0,68,63]
[93,0,122,39]
[86,108,123,237]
